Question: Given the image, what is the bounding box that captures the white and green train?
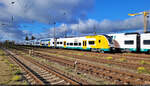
[108,32,150,53]
[25,35,116,53]
[24,32,150,53]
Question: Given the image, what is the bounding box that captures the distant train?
[24,32,150,53]
[24,35,116,53]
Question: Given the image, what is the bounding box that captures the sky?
[0,0,150,42]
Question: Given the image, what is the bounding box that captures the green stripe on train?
[140,49,150,52]
[121,48,136,52]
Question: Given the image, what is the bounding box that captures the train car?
[55,35,115,53]
[25,40,34,46]
[40,38,52,47]
[140,33,150,53]
[33,39,41,46]
[108,33,140,52]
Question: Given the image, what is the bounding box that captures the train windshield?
[104,35,113,44]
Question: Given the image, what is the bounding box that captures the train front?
[104,35,116,52]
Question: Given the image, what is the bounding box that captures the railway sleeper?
[51,80,65,85]
[47,77,60,82]
[12,48,150,84]
[41,73,52,77]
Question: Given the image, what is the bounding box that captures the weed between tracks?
[119,58,127,62]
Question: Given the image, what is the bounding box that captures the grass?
[14,69,21,75]
[105,57,113,60]
[11,75,22,81]
[119,58,127,62]
[140,60,148,65]
[137,67,147,73]
[65,67,73,72]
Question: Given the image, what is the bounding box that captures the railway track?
[9,46,150,71]
[11,47,150,84]
[37,48,150,62]
[11,45,150,61]
[25,48,150,71]
[32,51,150,84]
[3,48,80,85]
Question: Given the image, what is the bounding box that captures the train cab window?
[89,41,95,45]
[79,43,81,46]
[99,40,101,43]
[67,43,69,45]
[53,42,54,44]
[124,40,134,45]
[70,43,73,46]
[74,43,78,46]
[60,42,62,44]
[143,40,150,45]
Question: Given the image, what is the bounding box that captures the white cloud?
[38,15,149,39]
[0,0,149,41]
[0,0,94,40]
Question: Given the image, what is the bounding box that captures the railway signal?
[128,11,150,33]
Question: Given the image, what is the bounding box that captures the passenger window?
[74,43,78,46]
[143,40,150,45]
[79,43,81,46]
[89,41,95,45]
[70,43,73,46]
[124,40,134,45]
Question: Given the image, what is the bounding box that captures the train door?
[82,40,87,49]
[64,41,66,48]
[48,41,50,47]
[136,34,140,52]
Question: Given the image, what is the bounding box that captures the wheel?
[147,50,150,54]
[98,50,104,53]
[91,48,97,52]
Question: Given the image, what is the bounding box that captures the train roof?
[124,32,139,35]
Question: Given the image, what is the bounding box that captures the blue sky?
[0,0,150,40]
[20,0,150,34]
[88,0,150,21]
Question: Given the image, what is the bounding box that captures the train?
[108,32,150,53]
[23,32,150,53]
[24,35,116,53]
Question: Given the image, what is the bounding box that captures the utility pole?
[128,11,150,33]
[54,21,56,48]
[93,24,96,35]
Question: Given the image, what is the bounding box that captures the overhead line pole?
[54,21,56,48]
